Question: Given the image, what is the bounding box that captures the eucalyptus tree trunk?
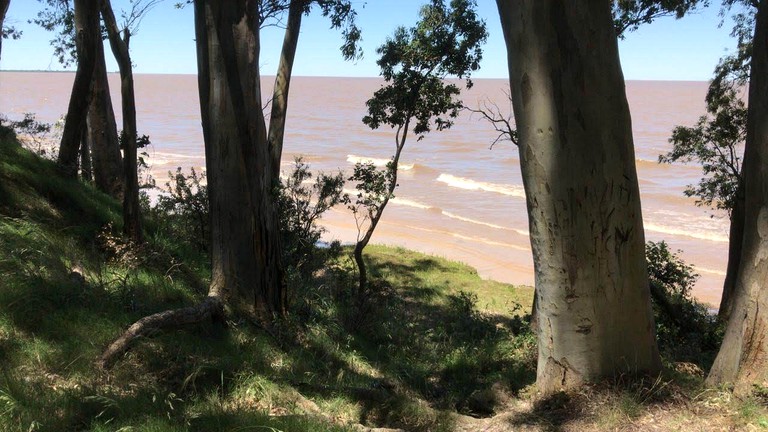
[88,35,124,198]
[719,184,745,321]
[102,0,142,243]
[0,0,10,62]
[707,0,768,396]
[497,0,661,395]
[268,0,304,175]
[195,0,285,320]
[58,0,100,178]
[100,0,286,368]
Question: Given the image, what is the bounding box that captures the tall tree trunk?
[707,0,768,396]
[58,0,99,178]
[268,0,304,176]
[0,0,10,62]
[100,0,287,369]
[497,0,661,396]
[719,182,745,321]
[101,0,142,243]
[88,34,124,198]
[195,0,285,320]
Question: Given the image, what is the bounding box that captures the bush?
[645,241,722,366]
[277,157,348,275]
[149,158,347,278]
[152,167,210,252]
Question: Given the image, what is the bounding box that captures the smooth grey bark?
[58,0,100,178]
[87,33,124,198]
[196,0,285,319]
[0,0,9,62]
[497,0,661,395]
[268,0,304,175]
[102,0,142,243]
[707,0,768,396]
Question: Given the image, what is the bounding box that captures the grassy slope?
[3,130,768,432]
[0,131,536,431]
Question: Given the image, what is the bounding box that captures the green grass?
[0,129,537,431]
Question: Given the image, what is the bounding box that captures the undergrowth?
[0,124,764,432]
[0,129,535,431]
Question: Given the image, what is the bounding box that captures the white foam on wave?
[644,223,729,243]
[442,211,529,236]
[390,197,434,210]
[693,266,727,276]
[347,155,414,170]
[451,233,529,251]
[437,174,525,198]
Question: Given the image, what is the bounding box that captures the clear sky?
[0,1,744,81]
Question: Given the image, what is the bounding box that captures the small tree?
[348,0,487,293]
[660,3,754,321]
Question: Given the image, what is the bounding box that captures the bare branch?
[465,88,518,149]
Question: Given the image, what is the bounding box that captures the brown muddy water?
[0,72,729,306]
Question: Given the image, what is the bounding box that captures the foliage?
[152,167,209,252]
[645,241,722,365]
[661,3,754,214]
[33,0,163,67]
[363,0,487,137]
[347,160,394,234]
[662,91,745,212]
[1,24,21,42]
[0,113,57,157]
[32,0,76,67]
[350,0,487,292]
[277,157,348,273]
[612,0,708,37]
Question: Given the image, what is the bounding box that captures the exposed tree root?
[99,295,224,369]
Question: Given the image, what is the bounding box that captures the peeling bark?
[497,0,661,395]
[707,0,768,396]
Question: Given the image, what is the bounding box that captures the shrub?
[277,157,348,275]
[645,241,722,366]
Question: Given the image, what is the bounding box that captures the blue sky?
[0,1,741,80]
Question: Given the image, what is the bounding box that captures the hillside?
[1,129,766,431]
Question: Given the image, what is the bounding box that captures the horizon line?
[0,69,711,82]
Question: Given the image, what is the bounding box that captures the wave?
[644,222,728,243]
[450,233,529,251]
[436,174,525,198]
[390,197,438,211]
[692,266,727,277]
[346,154,414,171]
[441,211,529,236]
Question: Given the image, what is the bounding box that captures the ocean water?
[0,72,729,305]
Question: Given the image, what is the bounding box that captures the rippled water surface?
[0,73,728,305]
